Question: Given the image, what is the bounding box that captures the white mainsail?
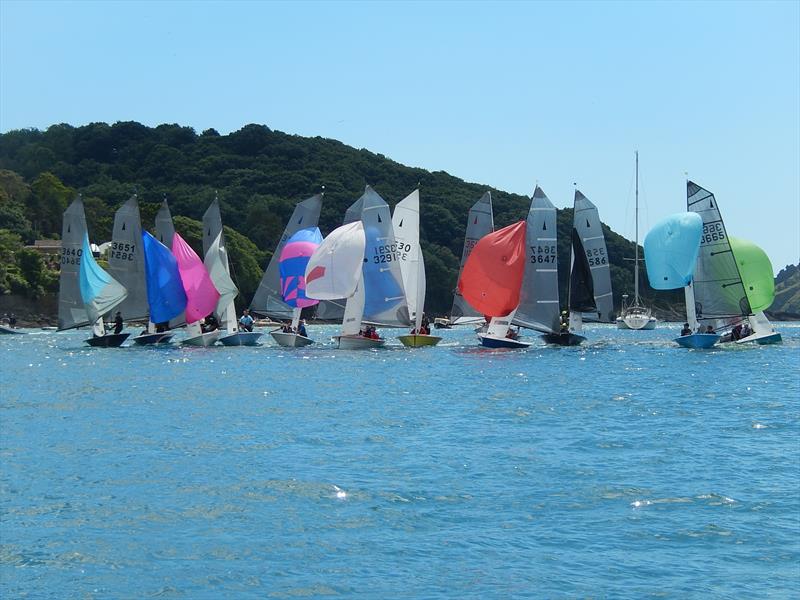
[391,189,421,324]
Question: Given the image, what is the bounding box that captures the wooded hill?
[0,121,674,316]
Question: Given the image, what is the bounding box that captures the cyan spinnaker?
[644,212,703,290]
[730,236,775,313]
[279,227,322,308]
[79,234,128,323]
[142,230,187,324]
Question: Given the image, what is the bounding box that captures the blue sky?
[1,0,798,272]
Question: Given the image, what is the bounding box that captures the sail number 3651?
[110,241,136,261]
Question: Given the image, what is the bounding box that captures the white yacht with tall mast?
[617,151,657,330]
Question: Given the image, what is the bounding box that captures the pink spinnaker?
[172,232,220,323]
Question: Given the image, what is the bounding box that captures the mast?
[634,151,639,306]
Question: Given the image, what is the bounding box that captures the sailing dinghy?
[513,186,563,343]
[304,221,367,348]
[543,190,613,346]
[458,220,531,349]
[393,189,441,347]
[251,193,323,325]
[685,181,781,345]
[79,233,130,347]
[202,199,262,346]
[57,195,128,347]
[643,211,715,348]
[449,191,494,327]
[270,227,323,347]
[172,232,222,346]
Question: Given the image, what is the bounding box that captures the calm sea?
[2,323,799,598]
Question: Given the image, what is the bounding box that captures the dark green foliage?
[0,121,660,315]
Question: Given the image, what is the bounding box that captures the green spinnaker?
[730,237,774,313]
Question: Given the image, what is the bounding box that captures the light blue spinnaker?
[79,234,128,323]
[142,231,187,324]
[644,212,703,290]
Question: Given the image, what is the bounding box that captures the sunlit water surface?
[2,323,799,598]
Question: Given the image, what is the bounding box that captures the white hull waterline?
[219,331,263,346]
[270,331,314,347]
[182,330,221,347]
[334,334,386,350]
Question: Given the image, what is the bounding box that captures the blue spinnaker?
[79,234,128,322]
[142,231,187,323]
[644,212,703,290]
[279,227,322,308]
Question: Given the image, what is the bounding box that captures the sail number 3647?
[530,245,557,263]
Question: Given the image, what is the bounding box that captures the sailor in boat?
[238,309,255,332]
[741,322,752,337]
[201,313,219,333]
[559,311,569,334]
[297,319,308,337]
[680,323,692,336]
[113,311,124,335]
[8,313,16,328]
[731,322,743,341]
[281,322,293,333]
[506,327,520,340]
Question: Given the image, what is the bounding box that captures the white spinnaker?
[391,189,421,322]
[304,222,366,301]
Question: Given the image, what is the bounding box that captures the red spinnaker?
[457,220,526,317]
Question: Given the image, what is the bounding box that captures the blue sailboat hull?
[675,333,720,349]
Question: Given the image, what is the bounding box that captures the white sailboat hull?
[617,314,657,330]
[182,330,221,347]
[270,331,314,347]
[219,331,263,346]
[334,334,385,350]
